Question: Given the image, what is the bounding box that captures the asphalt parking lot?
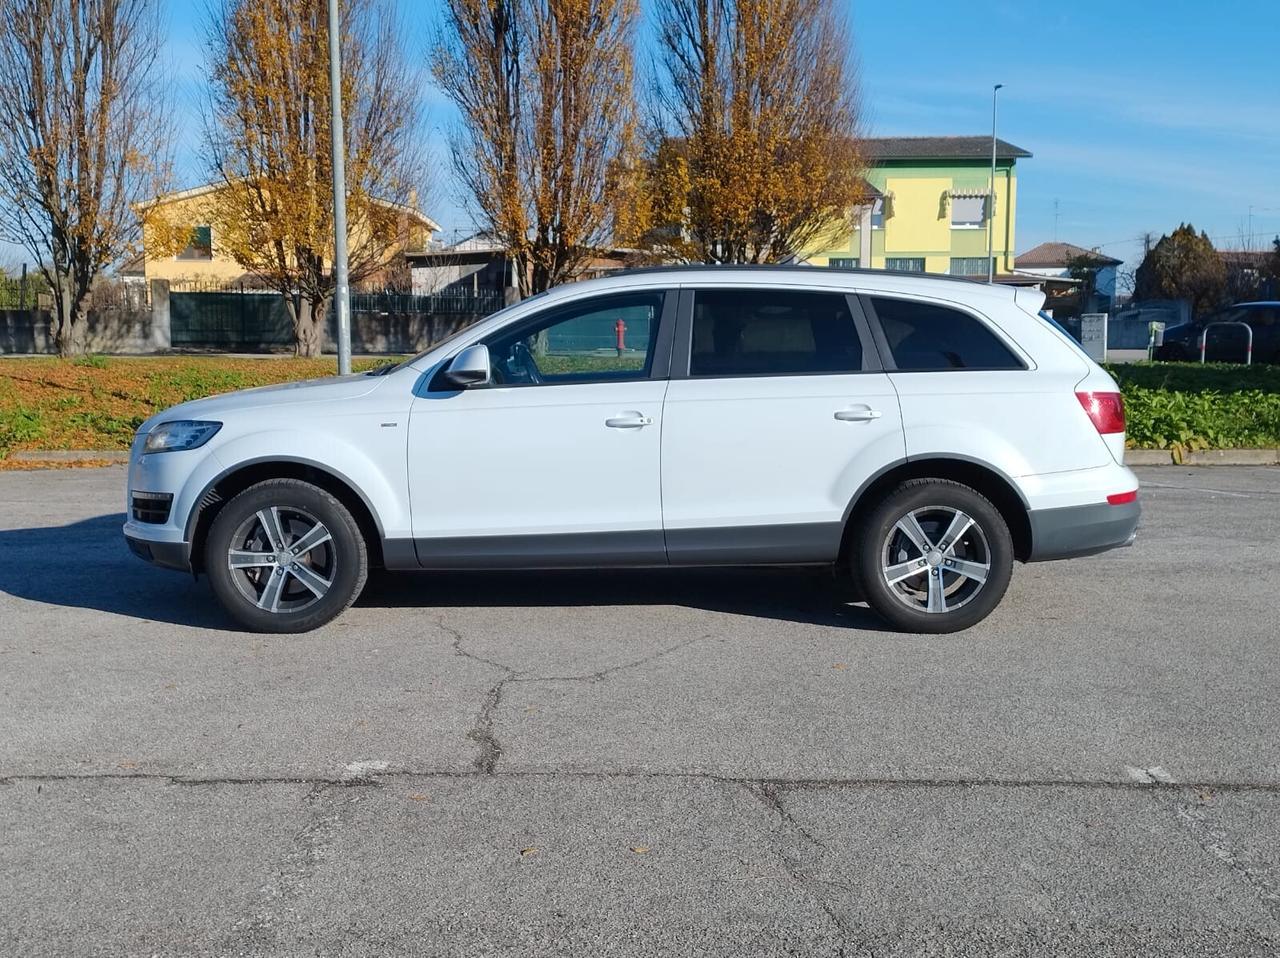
[2,464,1279,956]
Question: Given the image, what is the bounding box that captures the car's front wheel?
[852,479,1013,634]
[205,479,368,633]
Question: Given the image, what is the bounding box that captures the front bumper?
[1027,499,1141,561]
[122,437,215,575]
[124,533,191,572]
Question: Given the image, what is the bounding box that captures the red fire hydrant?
[614,317,626,356]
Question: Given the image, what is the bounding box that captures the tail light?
[1076,391,1126,435]
[1106,490,1138,505]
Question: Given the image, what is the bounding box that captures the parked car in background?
[1156,301,1280,364]
[123,267,1140,635]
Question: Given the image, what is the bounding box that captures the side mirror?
[442,344,491,388]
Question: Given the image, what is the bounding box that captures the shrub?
[1107,362,1280,451]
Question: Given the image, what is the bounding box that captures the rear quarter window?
[869,296,1024,371]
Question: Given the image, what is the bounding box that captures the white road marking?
[1138,481,1273,500]
[341,760,391,781]
[1123,764,1176,784]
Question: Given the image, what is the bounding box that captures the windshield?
[364,322,477,376]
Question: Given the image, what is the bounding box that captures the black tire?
[205,478,368,633]
[851,479,1013,634]
[1156,343,1188,362]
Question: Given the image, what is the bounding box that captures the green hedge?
[1105,362,1280,451]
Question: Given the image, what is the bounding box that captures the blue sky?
[6,0,1279,273]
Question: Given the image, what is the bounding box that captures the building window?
[828,257,859,269]
[869,197,885,229]
[950,196,986,229]
[949,257,994,277]
[178,225,213,261]
[884,257,925,273]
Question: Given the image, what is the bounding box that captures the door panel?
[660,286,904,564]
[406,290,672,567]
[661,374,904,562]
[408,380,667,562]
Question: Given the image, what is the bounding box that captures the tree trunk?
[293,295,323,358]
[54,280,88,357]
[290,292,332,359]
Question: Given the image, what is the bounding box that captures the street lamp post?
[987,83,1003,284]
[327,0,352,375]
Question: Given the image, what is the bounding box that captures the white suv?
[124,267,1139,634]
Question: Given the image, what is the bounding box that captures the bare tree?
[0,0,170,356]
[434,0,638,296]
[640,0,868,263]
[201,0,426,356]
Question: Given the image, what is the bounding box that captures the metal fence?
[350,289,505,317]
[170,289,293,347]
[166,284,504,350]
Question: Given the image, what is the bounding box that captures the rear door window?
[689,289,865,377]
[869,296,1023,371]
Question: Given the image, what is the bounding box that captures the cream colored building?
[136,183,439,286]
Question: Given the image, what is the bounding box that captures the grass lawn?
[0,355,397,458]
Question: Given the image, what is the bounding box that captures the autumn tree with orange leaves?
[636,0,868,263]
[0,0,171,356]
[434,0,638,296]
[203,0,424,356]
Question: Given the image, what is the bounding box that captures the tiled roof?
[1016,241,1122,268]
[865,136,1032,161]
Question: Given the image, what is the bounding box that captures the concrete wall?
[1,280,166,354]
[0,309,160,354]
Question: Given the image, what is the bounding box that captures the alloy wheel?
[226,506,336,614]
[880,506,991,614]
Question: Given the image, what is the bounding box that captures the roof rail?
[605,262,995,288]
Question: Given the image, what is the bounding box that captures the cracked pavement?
[1,465,1279,955]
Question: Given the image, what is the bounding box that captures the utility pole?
[987,83,1003,283]
[327,0,352,375]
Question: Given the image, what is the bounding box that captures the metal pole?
[327,0,352,374]
[987,83,1003,283]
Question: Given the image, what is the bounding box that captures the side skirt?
[389,522,844,571]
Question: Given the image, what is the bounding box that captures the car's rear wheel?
[205,479,368,633]
[852,479,1013,634]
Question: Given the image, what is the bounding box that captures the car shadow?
[357,566,881,629]
[0,514,882,632]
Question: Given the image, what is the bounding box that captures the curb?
[1126,448,1280,466]
[8,450,129,463]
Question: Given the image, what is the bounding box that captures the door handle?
[834,406,882,422]
[605,413,653,429]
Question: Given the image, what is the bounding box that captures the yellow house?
[135,182,440,286]
[808,136,1031,277]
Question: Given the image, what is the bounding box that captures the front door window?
[484,292,664,386]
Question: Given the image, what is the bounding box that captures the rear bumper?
[1027,499,1140,561]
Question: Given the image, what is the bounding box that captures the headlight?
[143,420,222,454]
